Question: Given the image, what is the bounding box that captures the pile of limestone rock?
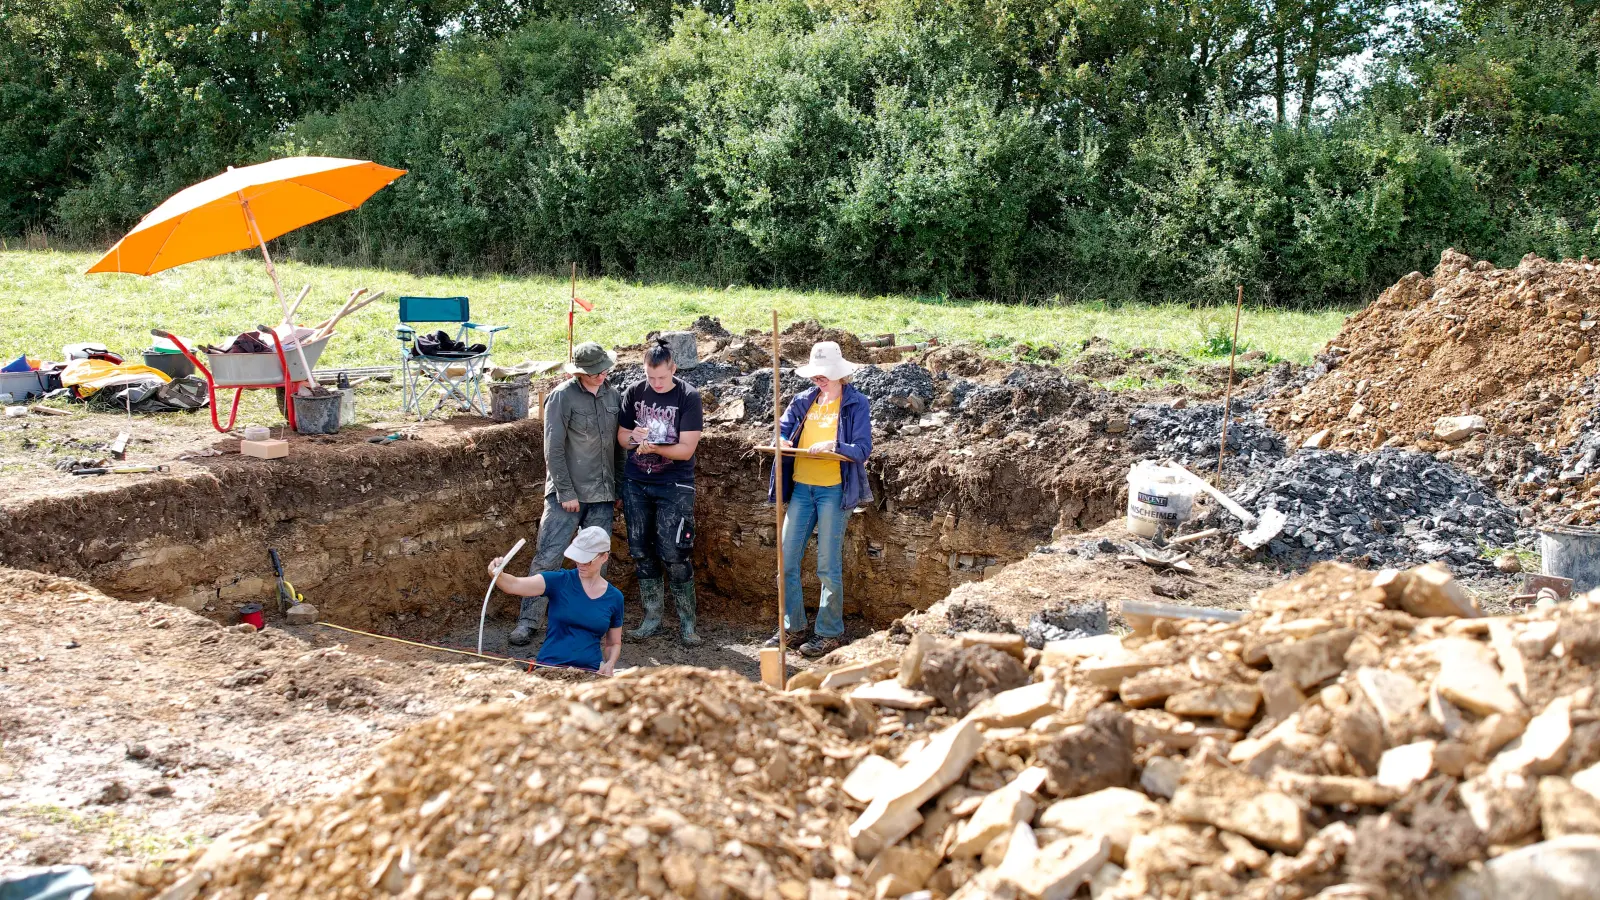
[105,563,1600,900]
[801,561,1600,899]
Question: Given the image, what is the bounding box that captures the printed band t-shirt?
[619,377,704,485]
[535,569,624,670]
[793,394,842,487]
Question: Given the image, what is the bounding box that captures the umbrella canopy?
[86,157,406,276]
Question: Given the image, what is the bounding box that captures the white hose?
[478,538,527,654]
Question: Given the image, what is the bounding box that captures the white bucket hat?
[564,526,612,564]
[794,341,862,380]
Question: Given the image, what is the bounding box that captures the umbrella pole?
[240,194,315,388]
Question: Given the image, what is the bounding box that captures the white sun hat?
[564,526,612,563]
[794,341,863,380]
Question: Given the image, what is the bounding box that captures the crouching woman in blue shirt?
[490,526,623,675]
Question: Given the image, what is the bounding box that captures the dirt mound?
[1262,249,1600,454]
[780,319,870,364]
[113,668,859,899]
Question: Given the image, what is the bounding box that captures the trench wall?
[0,421,1123,630]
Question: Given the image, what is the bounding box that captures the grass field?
[0,250,1349,373]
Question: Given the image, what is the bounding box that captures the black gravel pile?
[851,363,937,424]
[726,368,814,422]
[1130,399,1286,477]
[1021,599,1109,649]
[949,367,1105,427]
[1216,448,1526,573]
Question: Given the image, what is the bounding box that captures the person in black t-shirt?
[616,338,705,645]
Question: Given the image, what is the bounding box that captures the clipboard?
[755,444,851,462]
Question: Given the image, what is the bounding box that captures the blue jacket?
[767,384,874,509]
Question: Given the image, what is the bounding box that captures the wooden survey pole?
[1216,284,1244,483]
[568,262,577,362]
[762,308,789,689]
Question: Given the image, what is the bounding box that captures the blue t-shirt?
[535,569,624,670]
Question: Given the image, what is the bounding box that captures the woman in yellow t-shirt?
[766,341,874,658]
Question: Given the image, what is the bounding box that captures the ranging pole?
[1216,284,1244,483]
[768,309,788,687]
[568,262,577,362]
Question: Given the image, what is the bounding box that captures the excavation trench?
[0,418,1127,657]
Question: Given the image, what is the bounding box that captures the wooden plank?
[1120,600,1245,636]
[760,647,785,689]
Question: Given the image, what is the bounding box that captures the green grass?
[0,250,1348,372]
[20,803,205,860]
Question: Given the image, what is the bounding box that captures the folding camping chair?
[396,296,507,420]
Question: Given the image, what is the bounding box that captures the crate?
[0,370,47,400]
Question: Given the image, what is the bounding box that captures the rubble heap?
[1262,249,1600,457]
[803,563,1600,899]
[109,565,1600,900]
[107,669,864,900]
[1213,448,1526,573]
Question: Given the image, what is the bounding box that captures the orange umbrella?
[88,156,405,376]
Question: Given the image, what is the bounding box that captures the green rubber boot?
[671,580,703,647]
[627,578,665,641]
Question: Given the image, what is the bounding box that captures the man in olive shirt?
[510,341,624,646]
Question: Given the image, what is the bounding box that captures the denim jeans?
[621,479,695,583]
[518,495,614,628]
[782,482,847,638]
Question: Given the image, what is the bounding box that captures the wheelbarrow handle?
[151,328,173,339]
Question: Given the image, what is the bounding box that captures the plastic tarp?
[0,866,94,900]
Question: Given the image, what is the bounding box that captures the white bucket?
[1126,462,1197,537]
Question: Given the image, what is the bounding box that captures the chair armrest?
[397,325,416,341]
[464,322,508,333]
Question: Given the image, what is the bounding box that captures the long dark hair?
[645,337,674,368]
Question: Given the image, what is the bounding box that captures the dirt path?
[0,568,545,875]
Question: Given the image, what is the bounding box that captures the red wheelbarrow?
[152,328,331,433]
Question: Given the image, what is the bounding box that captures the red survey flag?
[572,295,594,312]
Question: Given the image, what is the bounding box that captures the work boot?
[509,596,544,646]
[627,578,665,641]
[671,580,703,647]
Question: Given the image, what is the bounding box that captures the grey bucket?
[292,392,343,435]
[1539,524,1600,593]
[489,381,531,422]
